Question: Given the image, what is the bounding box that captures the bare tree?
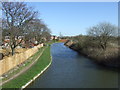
[88,22,117,50]
[23,19,51,45]
[41,24,51,42]
[2,2,38,55]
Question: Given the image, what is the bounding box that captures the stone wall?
[0,44,43,76]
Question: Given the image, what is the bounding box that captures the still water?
[28,43,118,88]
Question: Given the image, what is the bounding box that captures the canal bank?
[21,56,52,89]
[64,40,119,68]
[2,45,52,88]
[28,43,118,88]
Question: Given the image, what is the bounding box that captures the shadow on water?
[28,43,119,88]
[78,54,119,73]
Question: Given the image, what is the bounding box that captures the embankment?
[0,44,43,76]
[64,40,119,68]
[2,45,52,88]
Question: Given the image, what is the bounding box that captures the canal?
[28,43,118,88]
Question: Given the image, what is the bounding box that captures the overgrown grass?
[2,45,51,88]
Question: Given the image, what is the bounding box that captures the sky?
[27,2,118,36]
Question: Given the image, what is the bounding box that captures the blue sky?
[27,2,118,36]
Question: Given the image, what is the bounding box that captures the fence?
[0,43,43,76]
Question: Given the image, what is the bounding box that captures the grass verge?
[2,45,51,88]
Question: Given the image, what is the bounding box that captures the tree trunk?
[11,47,15,56]
[101,44,105,50]
[0,53,3,60]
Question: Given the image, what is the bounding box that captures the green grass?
[2,46,51,88]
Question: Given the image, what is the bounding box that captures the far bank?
[64,40,119,68]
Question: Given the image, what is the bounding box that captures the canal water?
[28,43,118,88]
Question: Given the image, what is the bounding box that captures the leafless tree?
[23,19,51,45]
[2,2,38,55]
[88,22,117,50]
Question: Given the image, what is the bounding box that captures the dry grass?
[68,41,119,67]
[81,46,119,67]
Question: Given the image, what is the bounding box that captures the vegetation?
[2,45,51,88]
[66,22,119,67]
[2,2,51,56]
[87,22,117,50]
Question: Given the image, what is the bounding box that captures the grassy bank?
[2,45,51,88]
[65,40,119,68]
